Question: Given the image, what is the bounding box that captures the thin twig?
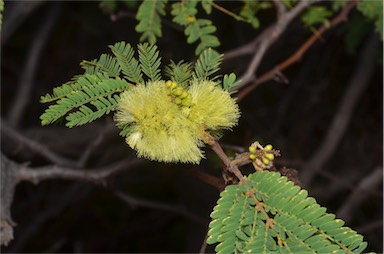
[76,120,115,167]
[7,184,90,253]
[1,1,44,44]
[300,34,379,186]
[236,0,359,100]
[336,168,383,224]
[210,2,247,22]
[16,158,144,185]
[230,0,317,92]
[1,119,76,167]
[7,4,60,126]
[209,138,245,182]
[113,190,206,225]
[272,0,287,18]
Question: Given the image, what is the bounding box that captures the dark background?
[1,1,382,253]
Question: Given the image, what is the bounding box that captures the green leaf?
[223,73,237,91]
[66,94,121,127]
[207,171,368,254]
[357,0,383,39]
[80,53,121,77]
[40,74,131,126]
[201,0,213,14]
[109,41,143,84]
[171,1,198,26]
[239,0,272,29]
[137,43,162,81]
[171,1,220,55]
[164,60,193,87]
[193,48,223,80]
[301,6,333,27]
[135,0,167,44]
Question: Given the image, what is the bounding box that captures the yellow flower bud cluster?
[248,142,276,171]
[165,80,192,107]
[115,80,240,164]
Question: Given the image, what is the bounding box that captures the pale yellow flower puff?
[115,81,203,163]
[187,80,241,131]
[115,79,240,164]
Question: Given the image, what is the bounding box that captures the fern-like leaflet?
[41,42,237,128]
[40,74,130,127]
[164,60,193,87]
[135,0,167,45]
[80,53,121,77]
[138,43,162,81]
[109,41,143,84]
[193,48,223,81]
[171,1,220,55]
[207,170,367,254]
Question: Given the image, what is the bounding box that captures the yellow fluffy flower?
[187,80,240,131]
[115,79,240,164]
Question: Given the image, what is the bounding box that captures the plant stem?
[206,134,245,182]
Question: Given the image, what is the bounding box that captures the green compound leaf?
[135,0,167,45]
[40,74,131,127]
[80,53,121,77]
[171,1,198,26]
[109,41,143,84]
[171,1,219,55]
[223,73,237,91]
[207,171,367,254]
[164,60,193,87]
[40,79,83,103]
[138,43,162,81]
[193,48,223,81]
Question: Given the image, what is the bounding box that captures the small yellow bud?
[265,153,274,161]
[173,87,183,96]
[249,154,256,160]
[171,81,177,90]
[249,146,256,154]
[262,157,270,165]
[182,98,192,107]
[264,144,273,151]
[180,91,189,99]
[165,80,173,88]
[174,97,182,105]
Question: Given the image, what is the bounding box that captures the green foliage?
[223,73,238,91]
[171,1,198,26]
[0,0,3,31]
[171,1,220,55]
[301,6,333,27]
[81,54,121,77]
[201,0,213,15]
[239,0,272,29]
[193,48,223,81]
[40,74,130,127]
[136,0,167,45]
[138,43,162,81]
[109,41,143,84]
[281,0,297,9]
[207,170,368,254]
[40,42,236,127]
[40,42,164,127]
[357,0,383,39]
[164,60,193,87]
